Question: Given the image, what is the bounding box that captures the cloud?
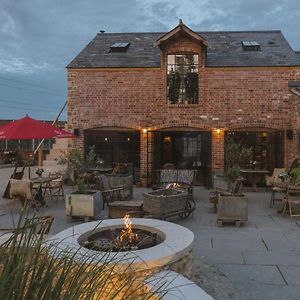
[0,0,299,119]
[136,0,300,49]
[0,55,49,74]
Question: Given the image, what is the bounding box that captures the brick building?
[67,21,300,185]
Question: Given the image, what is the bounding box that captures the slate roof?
[67,31,300,68]
[289,81,300,88]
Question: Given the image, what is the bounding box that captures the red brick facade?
[67,31,300,179]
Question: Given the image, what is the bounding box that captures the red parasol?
[0,115,75,140]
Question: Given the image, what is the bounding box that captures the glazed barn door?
[201,131,212,186]
[150,130,212,186]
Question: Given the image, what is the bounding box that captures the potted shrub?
[225,136,252,187]
[58,148,85,185]
[61,147,102,221]
[65,177,102,221]
[58,146,96,185]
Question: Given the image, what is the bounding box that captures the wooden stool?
[108,201,143,218]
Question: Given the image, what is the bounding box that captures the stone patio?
[1,166,300,299]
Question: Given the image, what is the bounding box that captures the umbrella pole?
[38,146,43,166]
[34,100,67,165]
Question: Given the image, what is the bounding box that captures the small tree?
[225,136,252,181]
[58,148,85,184]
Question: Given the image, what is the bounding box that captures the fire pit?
[48,217,194,278]
[79,214,163,252]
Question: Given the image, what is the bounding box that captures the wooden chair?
[1,216,54,239]
[96,175,125,209]
[282,185,300,218]
[210,176,244,213]
[9,179,37,209]
[42,172,65,202]
[265,168,286,187]
[27,215,54,234]
[265,168,287,207]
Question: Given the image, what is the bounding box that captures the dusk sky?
[1,0,299,121]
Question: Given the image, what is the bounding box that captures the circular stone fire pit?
[48,218,194,277]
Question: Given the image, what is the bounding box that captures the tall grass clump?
[0,211,169,300]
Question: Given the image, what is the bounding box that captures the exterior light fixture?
[214,128,224,135]
[104,137,108,141]
[127,137,130,141]
[142,128,148,133]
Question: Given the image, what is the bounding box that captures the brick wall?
[67,36,300,175]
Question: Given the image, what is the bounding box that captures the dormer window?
[167,54,199,104]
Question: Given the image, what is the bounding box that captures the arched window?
[167,54,199,104]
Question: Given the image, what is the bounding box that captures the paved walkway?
[1,166,300,299]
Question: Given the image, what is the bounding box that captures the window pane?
[167,54,199,104]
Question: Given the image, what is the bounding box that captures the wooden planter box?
[143,189,188,215]
[65,190,102,220]
[108,200,143,218]
[217,194,248,227]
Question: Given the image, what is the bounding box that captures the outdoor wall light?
[164,136,172,145]
[214,128,224,135]
[142,128,148,133]
[104,137,108,141]
[127,137,130,141]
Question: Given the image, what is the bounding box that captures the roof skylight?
[241,41,261,51]
[110,42,130,52]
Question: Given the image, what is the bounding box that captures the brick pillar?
[211,128,225,173]
[140,130,153,182]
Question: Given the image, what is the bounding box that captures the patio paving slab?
[278,265,300,286]
[218,264,286,285]
[234,283,300,300]
[193,248,245,265]
[212,236,267,252]
[261,236,299,251]
[242,249,300,266]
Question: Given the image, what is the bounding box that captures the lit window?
[167,54,199,104]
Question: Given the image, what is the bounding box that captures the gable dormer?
[155,21,206,105]
[154,20,207,67]
[155,19,207,48]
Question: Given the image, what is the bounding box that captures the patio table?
[240,169,269,191]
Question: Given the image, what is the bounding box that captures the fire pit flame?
[166,182,181,189]
[80,215,160,252]
[117,214,138,247]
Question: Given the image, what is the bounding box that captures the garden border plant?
[0,210,170,299]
